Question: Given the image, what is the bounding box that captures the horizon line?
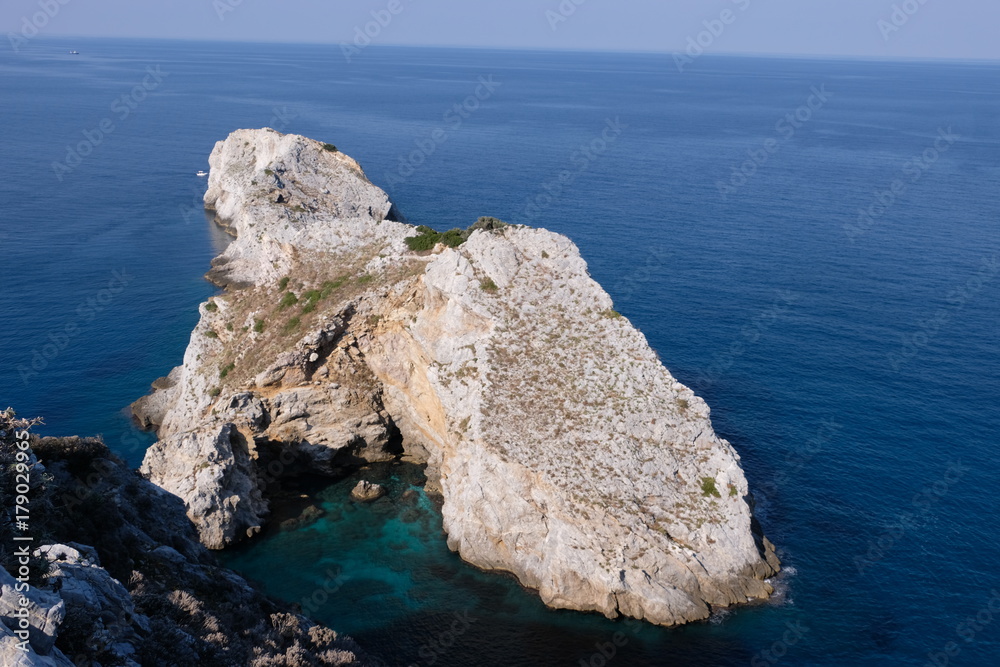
[14,34,1000,65]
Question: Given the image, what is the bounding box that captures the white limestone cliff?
[136,128,779,627]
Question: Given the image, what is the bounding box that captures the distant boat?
[69,51,79,55]
[196,171,209,177]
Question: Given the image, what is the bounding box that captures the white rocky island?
[135,128,780,628]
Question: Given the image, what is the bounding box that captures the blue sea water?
[1,38,999,666]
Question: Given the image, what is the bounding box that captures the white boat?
[69,51,79,55]
[196,171,208,177]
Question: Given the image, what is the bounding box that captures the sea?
[1,38,998,667]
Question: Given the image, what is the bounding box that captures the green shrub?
[600,309,623,319]
[700,477,721,498]
[209,387,221,398]
[279,292,299,309]
[226,322,233,331]
[322,143,338,152]
[405,230,441,251]
[219,363,235,379]
[320,277,347,299]
[481,277,499,292]
[283,317,301,334]
[264,168,274,176]
[254,319,265,334]
[469,216,508,233]
[278,277,290,290]
[405,217,509,253]
[440,229,467,248]
[205,301,218,312]
[205,330,218,339]
[729,484,738,497]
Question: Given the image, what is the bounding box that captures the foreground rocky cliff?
[135,128,779,627]
[0,414,372,667]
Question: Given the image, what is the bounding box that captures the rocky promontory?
[0,414,372,666]
[135,128,779,627]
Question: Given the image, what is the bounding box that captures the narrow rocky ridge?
[134,128,780,628]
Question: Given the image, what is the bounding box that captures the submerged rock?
[350,481,387,503]
[136,128,779,627]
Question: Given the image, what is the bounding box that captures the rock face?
[136,128,779,627]
[0,430,372,666]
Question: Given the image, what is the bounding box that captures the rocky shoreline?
[0,415,374,666]
[134,128,779,628]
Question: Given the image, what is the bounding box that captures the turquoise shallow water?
[1,38,999,666]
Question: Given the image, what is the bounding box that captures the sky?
[2,0,997,60]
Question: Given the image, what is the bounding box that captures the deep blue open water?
[1,38,998,666]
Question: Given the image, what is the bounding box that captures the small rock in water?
[350,480,386,502]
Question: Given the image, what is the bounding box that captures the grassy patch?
[700,477,721,498]
[480,277,499,293]
[209,387,221,398]
[219,363,235,380]
[283,317,301,334]
[357,274,374,285]
[278,276,290,290]
[600,309,623,319]
[320,277,348,299]
[204,330,218,339]
[253,319,265,334]
[729,484,738,497]
[279,292,299,310]
[322,143,338,152]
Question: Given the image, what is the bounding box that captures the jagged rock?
[136,128,779,627]
[350,481,386,503]
[0,566,65,657]
[140,422,267,550]
[0,432,372,666]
